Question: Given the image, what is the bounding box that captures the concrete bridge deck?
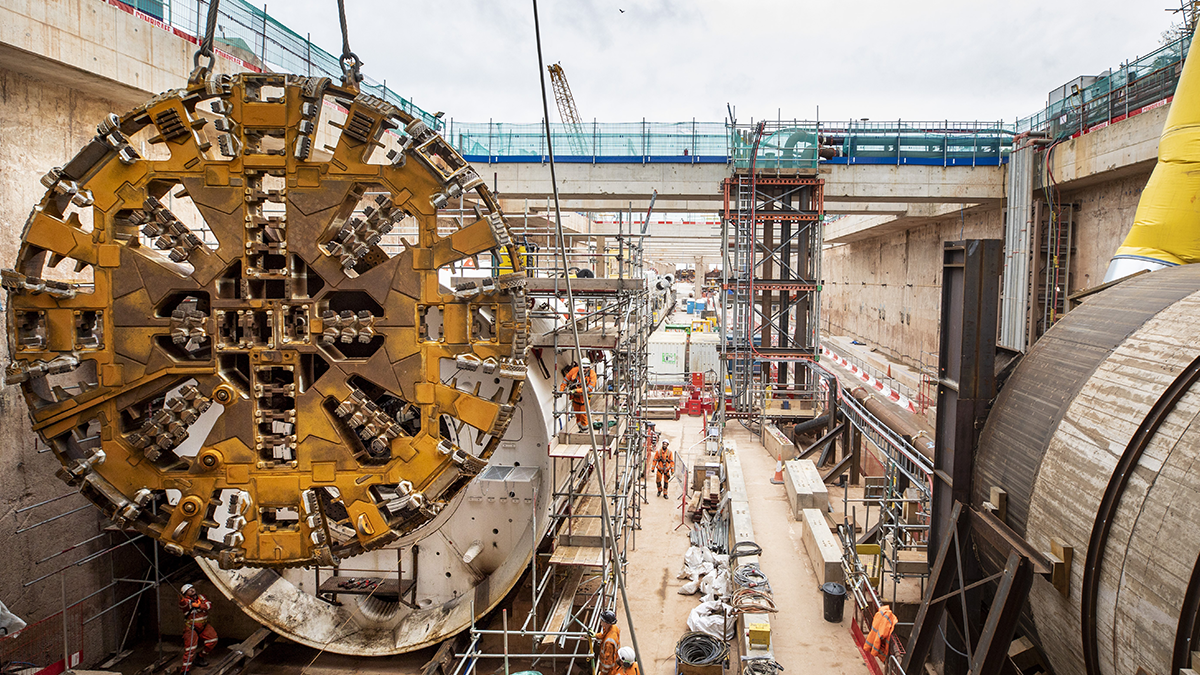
[479,161,1005,213]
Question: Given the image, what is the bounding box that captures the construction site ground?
[102,329,873,675]
[625,413,867,675]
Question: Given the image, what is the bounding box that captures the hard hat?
[662,439,670,447]
[600,609,617,625]
[580,357,592,367]
[647,421,656,428]
[618,647,636,665]
[181,583,194,594]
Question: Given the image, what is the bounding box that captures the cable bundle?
[729,540,762,567]
[732,562,771,592]
[730,561,777,613]
[743,657,785,675]
[675,631,730,666]
[731,586,778,613]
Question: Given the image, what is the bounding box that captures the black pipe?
[790,414,831,445]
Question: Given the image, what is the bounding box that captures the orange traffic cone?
[771,460,785,485]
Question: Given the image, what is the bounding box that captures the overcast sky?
[248,1,1178,125]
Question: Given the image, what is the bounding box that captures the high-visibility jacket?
[653,446,674,476]
[614,661,640,675]
[180,592,212,628]
[865,605,897,659]
[595,624,621,675]
[562,366,597,395]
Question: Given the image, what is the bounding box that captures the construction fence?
[1016,33,1192,137]
[105,0,443,130]
[448,119,1014,167]
[107,1,1191,166]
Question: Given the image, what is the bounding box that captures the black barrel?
[821,582,846,622]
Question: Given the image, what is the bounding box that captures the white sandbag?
[678,577,701,595]
[708,569,730,599]
[679,546,705,579]
[687,600,736,640]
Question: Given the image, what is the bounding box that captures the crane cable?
[189,0,222,82]
[531,2,644,674]
[336,0,363,86]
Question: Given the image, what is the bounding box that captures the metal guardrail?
[450,32,1192,163]
[731,120,1013,170]
[448,119,730,164]
[1016,33,1191,136]
[106,0,443,129]
[823,345,927,412]
[446,118,1014,167]
[110,1,1187,160]
[837,389,932,498]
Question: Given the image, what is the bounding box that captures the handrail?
[107,2,1188,158]
[444,118,1014,167]
[836,388,933,495]
[104,0,443,129]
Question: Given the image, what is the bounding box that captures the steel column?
[931,240,1001,562]
[929,239,1001,675]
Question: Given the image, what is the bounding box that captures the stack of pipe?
[689,512,728,554]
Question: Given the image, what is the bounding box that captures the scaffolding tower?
[721,123,826,432]
[836,391,933,618]
[449,212,651,674]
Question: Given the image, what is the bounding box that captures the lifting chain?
[336,0,363,89]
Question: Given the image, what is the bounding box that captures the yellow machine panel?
[2,73,529,569]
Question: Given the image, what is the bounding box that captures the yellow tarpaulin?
[1113,28,1200,271]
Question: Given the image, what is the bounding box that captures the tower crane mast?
[547,62,588,155]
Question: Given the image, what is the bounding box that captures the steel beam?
[931,240,1001,562]
[927,239,1001,675]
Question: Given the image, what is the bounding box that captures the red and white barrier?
[820,345,919,414]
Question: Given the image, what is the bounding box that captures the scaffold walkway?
[447,208,651,675]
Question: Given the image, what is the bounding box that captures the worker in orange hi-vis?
[614,647,640,675]
[560,358,597,429]
[179,583,218,672]
[593,610,621,675]
[643,422,659,478]
[653,439,675,499]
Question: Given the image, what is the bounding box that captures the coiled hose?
[675,631,730,666]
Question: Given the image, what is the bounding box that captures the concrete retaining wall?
[0,0,251,665]
[822,206,1001,366]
